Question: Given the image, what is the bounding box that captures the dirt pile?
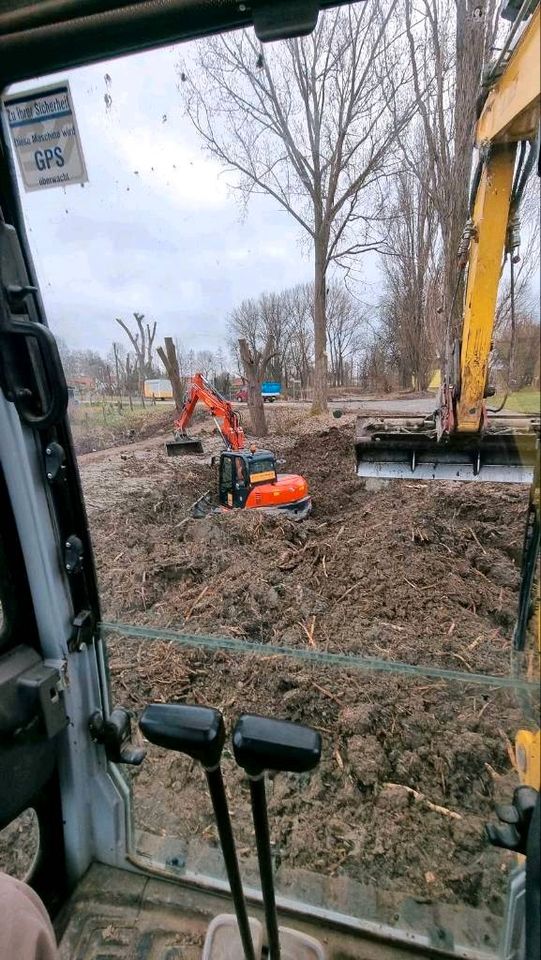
[87,423,533,912]
[97,425,527,675]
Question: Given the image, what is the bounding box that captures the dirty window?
[250,458,276,478]
[220,456,233,492]
[2,3,539,955]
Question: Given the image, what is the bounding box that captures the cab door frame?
[0,114,131,900]
[219,451,250,508]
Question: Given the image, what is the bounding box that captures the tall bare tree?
[238,337,275,436]
[326,282,365,387]
[228,292,290,384]
[283,283,313,395]
[115,312,157,397]
[157,337,185,412]
[181,2,414,413]
[379,151,439,389]
[403,0,498,337]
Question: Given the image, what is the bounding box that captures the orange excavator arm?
[173,373,246,450]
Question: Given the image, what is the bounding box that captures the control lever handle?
[139,702,225,769]
[233,714,321,777]
[139,703,259,960]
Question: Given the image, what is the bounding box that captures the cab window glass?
[250,458,275,477]
[234,457,247,484]
[220,456,233,491]
[3,5,539,951]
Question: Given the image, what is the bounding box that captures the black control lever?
[233,715,322,960]
[139,703,259,960]
[233,714,321,776]
[139,702,224,767]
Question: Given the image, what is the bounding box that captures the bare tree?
[492,312,540,393]
[228,292,290,384]
[259,292,289,384]
[282,283,314,395]
[495,178,541,337]
[403,0,498,337]
[358,330,398,393]
[282,286,308,393]
[115,312,158,397]
[194,349,216,380]
[112,341,123,408]
[227,297,259,376]
[181,2,415,413]
[238,337,275,436]
[326,282,366,387]
[379,150,439,390]
[228,280,372,395]
[157,337,185,412]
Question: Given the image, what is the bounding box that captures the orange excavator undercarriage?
[166,373,312,520]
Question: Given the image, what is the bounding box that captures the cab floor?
[55,862,461,960]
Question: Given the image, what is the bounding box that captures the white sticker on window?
[2,81,88,192]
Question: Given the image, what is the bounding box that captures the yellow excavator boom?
[356,4,540,483]
[458,5,540,432]
[456,144,517,432]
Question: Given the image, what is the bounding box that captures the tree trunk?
[138,362,146,406]
[238,338,268,437]
[444,0,489,339]
[157,338,185,413]
[113,342,123,410]
[312,238,328,414]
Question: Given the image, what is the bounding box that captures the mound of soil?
[87,423,533,914]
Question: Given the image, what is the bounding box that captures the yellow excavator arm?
[356,3,540,483]
[457,5,540,433]
[456,144,517,432]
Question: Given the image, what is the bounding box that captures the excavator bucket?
[166,437,204,457]
[355,415,539,484]
[190,491,213,518]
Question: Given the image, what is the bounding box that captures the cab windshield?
[250,458,276,480]
[0,4,539,956]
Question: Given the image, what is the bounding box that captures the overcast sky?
[5,36,379,360]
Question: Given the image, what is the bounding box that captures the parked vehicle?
[144,378,173,400]
[235,381,281,403]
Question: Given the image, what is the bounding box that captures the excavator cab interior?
[0,1,539,960]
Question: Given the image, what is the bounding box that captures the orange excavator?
[166,373,312,519]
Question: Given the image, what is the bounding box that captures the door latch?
[89,708,146,766]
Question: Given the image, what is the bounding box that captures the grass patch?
[70,401,170,429]
[69,401,173,454]
[490,389,540,414]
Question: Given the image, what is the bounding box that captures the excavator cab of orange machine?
[219,449,312,518]
[219,449,276,509]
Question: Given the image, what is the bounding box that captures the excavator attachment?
[190,491,213,518]
[355,415,539,484]
[166,434,204,456]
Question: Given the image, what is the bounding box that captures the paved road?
[339,396,436,416]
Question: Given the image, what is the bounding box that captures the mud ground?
[76,410,536,918]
